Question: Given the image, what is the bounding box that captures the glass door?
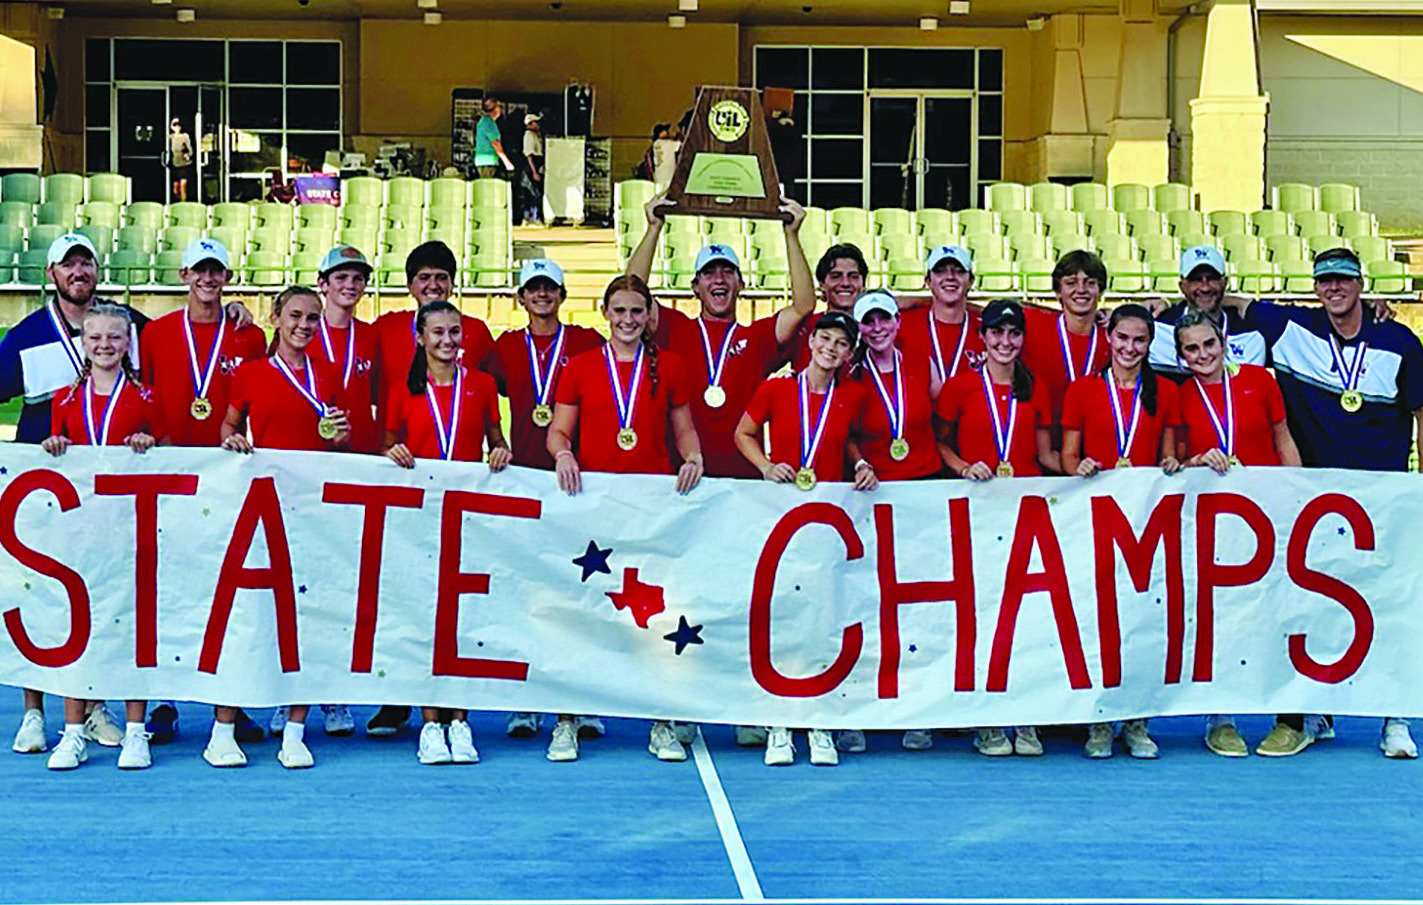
[116,86,167,202]
[116,82,227,203]
[866,91,974,210]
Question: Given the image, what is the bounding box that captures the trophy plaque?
[664,86,785,220]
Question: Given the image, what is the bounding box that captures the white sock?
[210,721,235,742]
[63,722,84,738]
[125,721,145,737]
[283,721,305,745]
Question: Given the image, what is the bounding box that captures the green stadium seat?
[616,179,656,212]
[1208,210,1249,237]
[984,182,1026,211]
[43,173,85,207]
[426,207,465,234]
[293,249,324,284]
[830,232,871,260]
[1351,235,1391,263]
[1123,210,1167,235]
[339,227,378,257]
[1135,234,1177,261]
[80,201,120,230]
[429,177,469,212]
[153,250,184,286]
[1071,183,1109,212]
[388,177,426,210]
[873,208,913,236]
[342,176,384,209]
[1051,233,1093,257]
[160,226,200,253]
[1233,261,1276,295]
[1000,210,1042,236]
[0,250,15,284]
[297,204,338,231]
[244,250,288,286]
[1251,209,1292,237]
[382,227,420,260]
[17,248,49,284]
[1112,183,1151,213]
[1105,259,1146,293]
[800,206,829,234]
[1091,233,1136,260]
[963,234,1010,260]
[1318,183,1360,214]
[253,202,294,232]
[248,227,290,254]
[470,240,512,289]
[1081,209,1125,235]
[914,209,954,238]
[884,257,923,292]
[117,225,158,253]
[471,177,511,211]
[124,201,164,230]
[1177,232,1216,251]
[384,204,423,231]
[957,209,999,235]
[1028,182,1069,213]
[167,202,208,229]
[105,249,151,286]
[1019,257,1055,293]
[341,205,380,232]
[78,225,115,256]
[1274,183,1316,213]
[1144,257,1180,292]
[750,247,789,290]
[1335,210,1377,238]
[974,256,1016,292]
[1279,259,1315,293]
[830,207,872,236]
[1264,234,1308,262]
[1152,183,1193,213]
[0,224,23,252]
[294,227,336,254]
[879,233,919,261]
[1292,210,1335,237]
[706,217,749,244]
[426,227,465,252]
[0,201,32,229]
[1166,210,1206,236]
[208,225,246,255]
[36,202,77,230]
[1009,233,1052,260]
[2,173,41,205]
[1040,209,1083,236]
[1365,259,1409,293]
[1304,233,1345,257]
[27,224,64,251]
[87,173,129,205]
[1221,234,1266,262]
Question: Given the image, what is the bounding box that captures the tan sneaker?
[1255,722,1312,757]
[1205,722,1249,757]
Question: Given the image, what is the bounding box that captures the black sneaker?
[145,704,179,745]
[366,705,410,737]
[234,709,265,744]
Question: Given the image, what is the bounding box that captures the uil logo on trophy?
[664,86,785,221]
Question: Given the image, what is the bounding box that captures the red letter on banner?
[988,496,1091,692]
[0,470,91,667]
[94,474,199,668]
[749,502,864,698]
[433,490,537,680]
[322,483,426,673]
[1286,494,1375,683]
[874,500,976,697]
[199,477,300,674]
[1194,493,1274,682]
[1091,494,1185,686]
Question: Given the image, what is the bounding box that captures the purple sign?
[295,174,341,206]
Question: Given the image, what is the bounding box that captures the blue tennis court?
[2,697,1419,903]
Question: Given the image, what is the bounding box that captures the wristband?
[854,459,872,472]
[555,449,575,461]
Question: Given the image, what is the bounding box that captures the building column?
[1104,1,1171,188]
[1190,0,1268,213]
[0,6,42,170]
[1031,13,1095,182]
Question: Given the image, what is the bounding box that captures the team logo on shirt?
[726,338,749,359]
[355,357,373,377]
[219,356,244,376]
[966,350,986,371]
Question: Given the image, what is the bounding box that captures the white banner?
[0,445,1420,728]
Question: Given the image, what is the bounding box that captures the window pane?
[230,88,283,130]
[868,49,973,90]
[978,139,1003,181]
[114,39,224,82]
[811,94,862,135]
[924,97,972,164]
[86,85,110,129]
[86,38,110,83]
[286,133,340,172]
[811,48,862,90]
[978,93,1003,137]
[86,131,111,173]
[286,42,341,86]
[229,41,282,84]
[810,138,861,180]
[978,49,1003,92]
[230,132,282,174]
[926,165,970,211]
[808,181,863,209]
[228,177,264,202]
[286,88,340,131]
[755,47,808,90]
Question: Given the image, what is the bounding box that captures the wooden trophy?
[664,86,785,220]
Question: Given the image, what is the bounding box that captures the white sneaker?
[83,705,124,747]
[277,737,314,769]
[47,732,87,770]
[973,728,1013,756]
[202,733,247,768]
[573,715,605,739]
[901,729,934,750]
[505,712,541,738]
[1084,722,1115,759]
[321,705,354,737]
[417,722,451,764]
[735,725,768,747]
[447,719,479,764]
[808,729,838,766]
[1014,726,1044,757]
[117,730,152,769]
[12,708,46,753]
[648,721,686,761]
[547,719,579,762]
[1381,717,1418,759]
[671,721,698,745]
[1306,714,1336,741]
[764,727,795,766]
[268,706,288,736]
[836,729,867,753]
[1122,719,1159,759]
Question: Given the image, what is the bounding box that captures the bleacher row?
[613,178,1412,295]
[0,172,513,290]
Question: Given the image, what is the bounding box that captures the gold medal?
[1341,390,1363,413]
[794,467,817,491]
[318,416,340,440]
[531,404,553,427]
[617,427,638,451]
[703,385,726,409]
[996,462,1014,478]
[1116,457,1133,469]
[190,396,213,421]
[889,437,910,461]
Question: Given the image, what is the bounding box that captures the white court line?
[690,730,765,902]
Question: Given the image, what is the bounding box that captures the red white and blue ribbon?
[866,350,905,443]
[928,314,970,382]
[980,368,1017,466]
[697,317,738,391]
[183,308,227,402]
[270,354,327,419]
[526,324,566,411]
[318,317,356,390]
[46,301,85,376]
[797,372,836,471]
[425,366,464,461]
[1327,334,1368,395]
[1193,373,1235,459]
[1058,315,1098,383]
[604,344,645,434]
[1105,372,1143,462]
[82,372,126,446]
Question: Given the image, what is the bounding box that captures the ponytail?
[408,300,461,395]
[641,331,660,398]
[1011,359,1035,403]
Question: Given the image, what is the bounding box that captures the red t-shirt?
[742,374,868,482]
[308,315,380,454]
[50,377,162,446]
[654,307,791,478]
[937,369,1046,477]
[1178,364,1286,466]
[850,352,941,480]
[1061,372,1182,468]
[555,346,691,475]
[483,323,605,470]
[140,309,268,448]
[898,305,985,384]
[228,356,352,452]
[385,367,501,463]
[374,307,495,430]
[1020,305,1109,435]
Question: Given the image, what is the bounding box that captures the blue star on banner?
[573,540,613,582]
[663,615,704,655]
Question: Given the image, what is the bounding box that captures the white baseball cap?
[925,245,973,275]
[694,243,741,273]
[47,233,98,267]
[518,258,565,290]
[1179,245,1226,279]
[852,290,899,323]
[182,237,231,270]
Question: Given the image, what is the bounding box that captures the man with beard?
[1148,246,1268,381]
